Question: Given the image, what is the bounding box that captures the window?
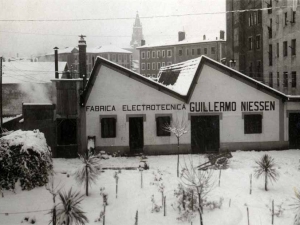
[292,11,296,23]
[186,49,189,56]
[197,48,201,55]
[249,37,253,50]
[118,54,122,61]
[269,44,273,66]
[267,0,272,14]
[256,35,261,49]
[211,47,216,54]
[268,19,272,39]
[151,51,155,58]
[162,62,165,67]
[249,62,253,77]
[292,71,297,88]
[156,116,171,136]
[277,72,280,87]
[204,48,208,54]
[167,50,172,57]
[244,114,262,134]
[141,63,145,70]
[179,49,183,56]
[141,52,145,59]
[249,13,252,26]
[162,50,165,58]
[101,117,116,138]
[285,12,288,26]
[254,12,257,25]
[147,63,150,70]
[152,62,156,70]
[192,49,195,55]
[284,72,288,87]
[276,43,279,57]
[291,39,296,55]
[157,50,161,58]
[258,11,262,24]
[157,62,161,69]
[269,72,273,87]
[283,41,288,56]
[147,51,150,59]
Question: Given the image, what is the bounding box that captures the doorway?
[289,113,300,149]
[191,115,220,153]
[129,117,144,154]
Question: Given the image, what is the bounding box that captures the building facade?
[37,45,132,77]
[138,31,226,78]
[263,0,300,95]
[226,0,263,81]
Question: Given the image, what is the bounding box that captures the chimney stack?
[203,35,206,40]
[178,31,185,41]
[78,35,87,79]
[220,30,225,40]
[141,40,146,46]
[54,47,59,79]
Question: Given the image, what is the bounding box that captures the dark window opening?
[197,48,201,55]
[204,48,207,54]
[179,49,183,56]
[269,44,273,66]
[283,41,288,56]
[268,19,272,39]
[192,49,195,55]
[276,43,279,57]
[277,72,280,87]
[256,35,261,49]
[249,37,253,50]
[284,72,288,88]
[57,119,77,145]
[292,11,296,23]
[269,72,273,87]
[291,39,296,55]
[244,114,262,134]
[211,47,216,54]
[156,116,171,136]
[292,71,297,88]
[285,12,288,25]
[101,118,116,138]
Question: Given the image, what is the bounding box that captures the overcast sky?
[0,0,226,58]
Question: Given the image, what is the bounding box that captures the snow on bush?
[0,130,52,191]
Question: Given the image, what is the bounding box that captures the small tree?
[56,188,88,225]
[291,188,300,225]
[254,154,279,191]
[75,150,101,196]
[180,157,215,225]
[164,112,188,177]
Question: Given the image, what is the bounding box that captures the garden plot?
[0,150,300,225]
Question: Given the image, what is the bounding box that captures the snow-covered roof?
[137,37,225,49]
[157,57,201,96]
[3,62,68,84]
[86,45,132,54]
[43,47,78,56]
[0,130,50,154]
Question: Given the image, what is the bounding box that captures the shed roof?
[3,62,68,84]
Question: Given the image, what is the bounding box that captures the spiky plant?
[254,154,279,191]
[56,188,88,225]
[75,150,101,196]
[291,188,300,225]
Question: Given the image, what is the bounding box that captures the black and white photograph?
[1,0,300,224]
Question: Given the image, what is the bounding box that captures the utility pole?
[0,56,2,133]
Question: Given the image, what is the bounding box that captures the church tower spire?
[130,11,144,47]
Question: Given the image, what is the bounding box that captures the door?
[129,117,144,154]
[191,115,220,154]
[289,113,300,149]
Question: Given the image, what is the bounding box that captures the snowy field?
[1,150,300,225]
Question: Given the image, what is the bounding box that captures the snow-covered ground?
[1,150,300,225]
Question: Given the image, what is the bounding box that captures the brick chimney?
[54,47,59,79]
[203,35,206,40]
[141,40,146,46]
[220,30,225,40]
[78,35,87,79]
[178,31,185,41]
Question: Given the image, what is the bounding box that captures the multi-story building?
[137,31,226,77]
[263,0,300,95]
[37,45,132,77]
[226,0,263,82]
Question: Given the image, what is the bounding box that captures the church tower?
[130,12,144,47]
